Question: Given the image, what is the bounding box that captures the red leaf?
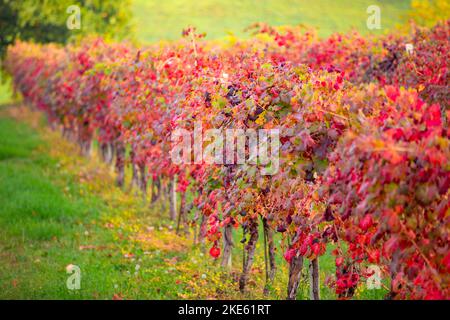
[209,246,220,258]
[359,214,373,231]
[385,86,400,102]
[284,248,296,263]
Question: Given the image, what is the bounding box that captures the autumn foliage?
[4,21,449,300]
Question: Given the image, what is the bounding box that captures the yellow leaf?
[418,84,425,92]
[255,111,266,125]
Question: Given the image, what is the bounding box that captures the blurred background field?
[132,0,411,42]
[0,79,11,105]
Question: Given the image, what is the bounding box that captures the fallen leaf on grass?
[104,222,115,229]
[79,245,108,251]
[164,256,179,265]
[112,293,124,300]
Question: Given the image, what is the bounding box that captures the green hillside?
[131,0,411,42]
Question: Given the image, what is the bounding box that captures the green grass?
[0,76,12,105]
[0,108,388,299]
[0,114,192,299]
[131,0,411,43]
[0,111,246,299]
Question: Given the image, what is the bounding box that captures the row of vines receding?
[4,20,449,300]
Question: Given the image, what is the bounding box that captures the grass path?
[0,104,282,299]
[0,104,387,299]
